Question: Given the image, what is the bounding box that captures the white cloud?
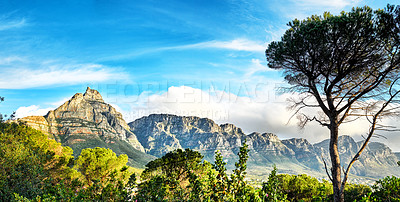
[169,38,267,52]
[0,59,127,89]
[244,58,275,78]
[15,105,54,119]
[192,38,267,52]
[117,85,400,151]
[102,38,267,61]
[121,85,323,139]
[0,18,27,31]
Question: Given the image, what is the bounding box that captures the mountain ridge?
[17,88,400,178]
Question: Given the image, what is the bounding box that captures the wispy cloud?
[295,0,360,8]
[0,56,25,65]
[187,38,267,52]
[0,16,27,31]
[0,58,127,89]
[244,58,275,78]
[101,38,267,61]
[274,0,363,20]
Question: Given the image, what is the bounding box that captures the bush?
[371,176,400,201]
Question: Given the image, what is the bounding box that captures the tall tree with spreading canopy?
[266,5,400,202]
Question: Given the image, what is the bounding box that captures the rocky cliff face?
[128,114,239,159]
[281,138,323,170]
[18,116,52,137]
[129,114,311,170]
[314,136,400,177]
[44,87,144,152]
[18,87,153,168]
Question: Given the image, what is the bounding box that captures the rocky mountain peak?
[220,123,244,135]
[83,87,104,102]
[28,88,145,153]
[261,132,280,142]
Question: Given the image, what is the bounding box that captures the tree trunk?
[329,122,344,202]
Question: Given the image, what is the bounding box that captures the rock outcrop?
[18,87,153,168]
[44,87,144,152]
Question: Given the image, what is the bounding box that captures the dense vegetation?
[0,122,399,201]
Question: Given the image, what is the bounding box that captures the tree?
[74,147,131,186]
[142,148,204,182]
[0,122,75,200]
[211,150,229,201]
[139,148,211,201]
[230,141,250,201]
[266,5,400,202]
[261,165,288,201]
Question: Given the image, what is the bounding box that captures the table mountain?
[129,113,400,178]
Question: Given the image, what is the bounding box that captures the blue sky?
[1,0,400,150]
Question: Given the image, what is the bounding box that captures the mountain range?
[17,88,400,179]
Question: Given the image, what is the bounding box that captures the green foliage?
[74,147,131,185]
[69,137,155,168]
[278,174,333,201]
[260,165,287,201]
[343,183,371,202]
[230,141,250,201]
[15,175,136,202]
[370,176,400,201]
[0,122,75,201]
[137,142,258,202]
[209,142,259,202]
[142,148,204,181]
[211,150,230,201]
[138,148,212,201]
[259,166,335,202]
[136,176,168,202]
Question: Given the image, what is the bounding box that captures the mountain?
[128,114,242,161]
[17,88,400,179]
[129,114,400,178]
[128,114,298,167]
[314,136,400,178]
[18,87,155,168]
